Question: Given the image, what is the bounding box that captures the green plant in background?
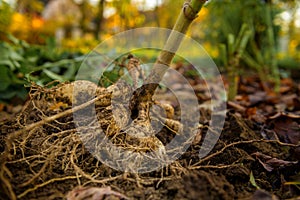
[203,0,281,93]
[0,1,13,36]
[220,23,252,101]
[242,0,280,92]
[0,35,84,103]
[99,61,124,88]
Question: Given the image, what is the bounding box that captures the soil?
[0,66,300,200]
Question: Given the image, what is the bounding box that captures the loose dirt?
[0,73,299,200]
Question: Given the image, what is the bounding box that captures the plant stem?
[132,0,207,107]
[265,0,280,92]
[224,24,251,101]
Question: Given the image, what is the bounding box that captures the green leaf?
[9,50,24,61]
[7,34,20,45]
[227,34,235,55]
[0,66,11,91]
[219,44,228,66]
[43,69,65,82]
[249,171,260,189]
[12,60,21,69]
[20,40,30,48]
[63,64,77,80]
[0,43,15,59]
[233,23,249,52]
[0,60,15,70]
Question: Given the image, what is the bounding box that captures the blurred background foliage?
[0,0,300,102]
[0,0,298,58]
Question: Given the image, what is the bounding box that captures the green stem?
[226,25,251,101]
[227,59,239,101]
[242,52,269,91]
[265,1,280,92]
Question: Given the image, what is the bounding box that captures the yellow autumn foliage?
[194,7,208,23]
[31,16,44,29]
[61,34,99,53]
[9,12,30,40]
[289,39,300,59]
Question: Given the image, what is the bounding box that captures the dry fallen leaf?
[267,112,300,159]
[251,152,298,172]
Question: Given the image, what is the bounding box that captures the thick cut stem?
[131,0,207,112]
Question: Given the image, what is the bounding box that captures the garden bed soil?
[0,73,299,200]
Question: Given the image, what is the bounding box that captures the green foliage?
[0,1,13,34]
[99,62,123,88]
[220,23,252,100]
[249,171,260,189]
[203,0,281,91]
[0,35,84,102]
[204,0,280,46]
